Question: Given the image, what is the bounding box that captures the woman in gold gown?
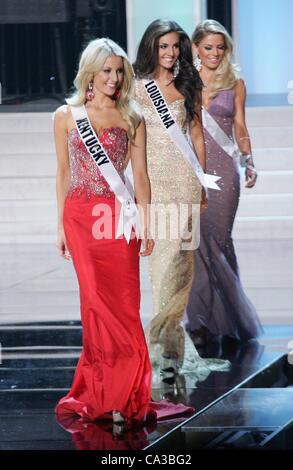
[134,19,229,380]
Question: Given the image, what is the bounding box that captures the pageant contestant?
[54,38,192,426]
[186,20,262,344]
[134,19,229,378]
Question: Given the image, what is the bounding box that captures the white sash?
[143,79,221,191]
[201,106,240,161]
[70,105,141,243]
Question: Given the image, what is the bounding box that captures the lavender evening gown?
[186,89,263,341]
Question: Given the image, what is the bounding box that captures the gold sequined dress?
[134,79,206,373]
[135,80,231,378]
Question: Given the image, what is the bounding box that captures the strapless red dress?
[55,126,193,424]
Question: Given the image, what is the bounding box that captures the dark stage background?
[0,0,232,104]
[0,0,127,103]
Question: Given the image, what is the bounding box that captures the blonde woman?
[186,20,262,344]
[53,38,156,425]
[54,37,194,429]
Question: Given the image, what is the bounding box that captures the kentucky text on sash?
[75,118,109,166]
[143,80,221,191]
[70,105,140,243]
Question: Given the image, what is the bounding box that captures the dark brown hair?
[134,19,202,122]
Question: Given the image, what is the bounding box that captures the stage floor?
[0,322,291,450]
[0,240,292,449]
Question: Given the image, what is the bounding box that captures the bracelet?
[239,153,257,173]
[244,154,254,164]
[239,153,253,167]
[246,164,257,174]
[239,136,251,141]
[245,156,257,175]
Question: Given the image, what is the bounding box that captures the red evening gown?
[55,125,193,424]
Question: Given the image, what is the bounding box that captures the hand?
[139,237,155,257]
[200,189,208,214]
[57,227,71,260]
[245,167,257,188]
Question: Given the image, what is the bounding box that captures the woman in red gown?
[54,38,193,427]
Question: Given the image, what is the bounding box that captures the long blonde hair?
[192,20,239,98]
[67,38,142,141]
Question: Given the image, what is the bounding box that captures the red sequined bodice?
[67,127,128,198]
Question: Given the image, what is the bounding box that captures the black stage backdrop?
[207,0,232,35]
[0,0,126,103]
[0,0,232,104]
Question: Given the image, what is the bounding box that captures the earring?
[193,55,202,72]
[173,59,180,78]
[113,88,121,100]
[86,81,95,101]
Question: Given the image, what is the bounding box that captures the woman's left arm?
[234,79,257,188]
[130,119,154,256]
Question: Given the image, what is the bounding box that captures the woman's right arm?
[234,79,257,188]
[54,106,71,260]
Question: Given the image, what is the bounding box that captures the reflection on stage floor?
[0,322,292,450]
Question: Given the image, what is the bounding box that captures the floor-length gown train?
[134,80,230,374]
[186,90,263,341]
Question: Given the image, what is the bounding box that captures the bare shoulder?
[54,105,71,131]
[234,79,246,95]
[54,104,71,119]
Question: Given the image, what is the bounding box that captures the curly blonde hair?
[192,19,239,98]
[67,38,142,141]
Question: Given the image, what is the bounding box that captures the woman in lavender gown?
[186,20,262,343]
